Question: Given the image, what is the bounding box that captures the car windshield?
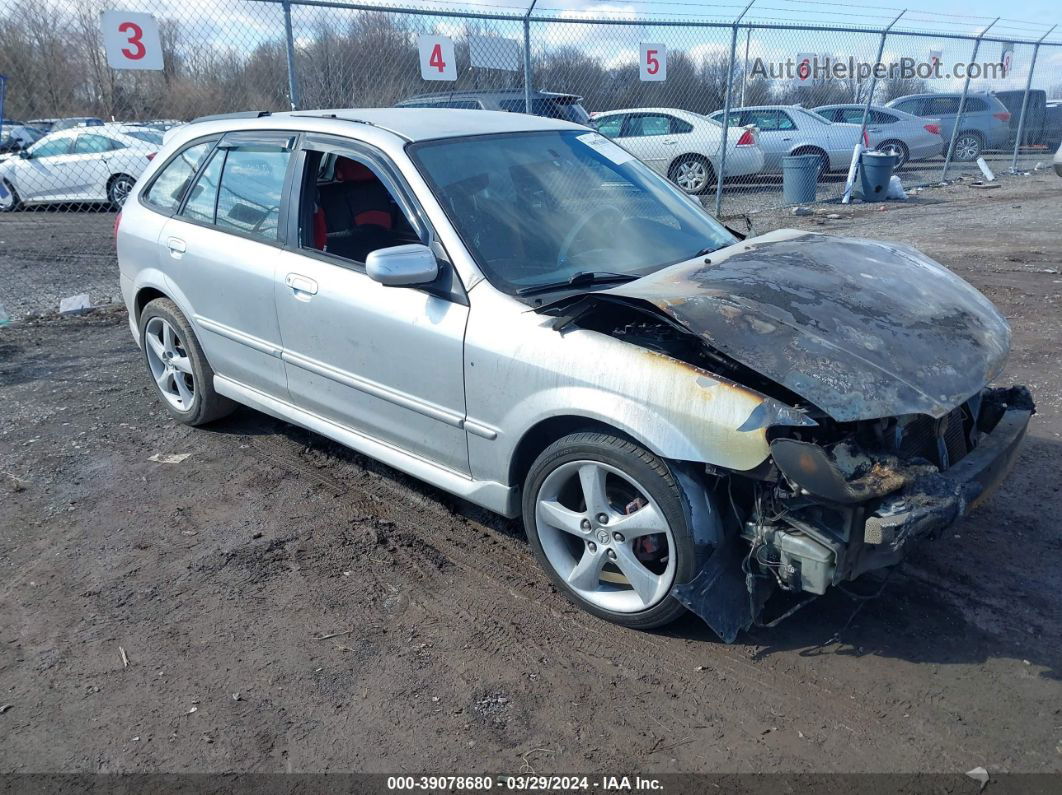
[408,130,736,295]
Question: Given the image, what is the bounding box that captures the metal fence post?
[714,0,755,218]
[282,0,300,110]
[1010,24,1055,173]
[856,10,905,149]
[942,18,998,181]
[523,0,538,113]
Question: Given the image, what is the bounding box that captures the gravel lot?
[0,170,1060,776]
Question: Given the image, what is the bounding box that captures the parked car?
[116,108,1033,640]
[0,124,158,211]
[813,104,943,167]
[1045,100,1062,149]
[706,105,863,177]
[396,89,590,125]
[1054,141,1062,177]
[993,89,1047,147]
[0,124,46,155]
[885,92,1010,160]
[590,107,763,194]
[25,116,105,133]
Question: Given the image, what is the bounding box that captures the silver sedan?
[117,109,1033,641]
[814,104,945,167]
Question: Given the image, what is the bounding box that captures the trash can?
[859,151,897,201]
[782,154,819,204]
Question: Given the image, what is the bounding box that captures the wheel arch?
[667,152,716,181]
[507,415,641,491]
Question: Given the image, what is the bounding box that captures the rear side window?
[926,97,961,115]
[964,98,988,113]
[143,141,213,212]
[180,150,224,224]
[74,134,121,154]
[215,143,292,241]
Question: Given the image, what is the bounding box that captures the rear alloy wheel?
[953,133,982,162]
[876,140,909,169]
[669,155,714,195]
[523,432,707,629]
[108,174,136,208]
[0,180,21,212]
[139,298,235,426]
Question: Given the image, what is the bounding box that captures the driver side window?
[28,137,72,159]
[298,150,423,266]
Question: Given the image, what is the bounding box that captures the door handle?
[781,137,793,141]
[166,236,186,258]
[285,273,318,296]
[662,137,677,145]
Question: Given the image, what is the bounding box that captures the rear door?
[273,137,470,474]
[69,133,120,199]
[157,131,296,399]
[741,109,797,171]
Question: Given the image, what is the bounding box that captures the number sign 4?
[419,35,457,81]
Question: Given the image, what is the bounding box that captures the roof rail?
[190,111,272,124]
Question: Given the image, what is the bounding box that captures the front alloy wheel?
[524,432,706,629]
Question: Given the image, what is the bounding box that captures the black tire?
[522,431,708,630]
[667,154,715,195]
[138,297,236,426]
[951,131,983,162]
[0,179,21,212]
[107,173,136,208]
[876,140,909,169]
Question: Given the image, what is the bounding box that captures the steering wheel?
[558,204,624,267]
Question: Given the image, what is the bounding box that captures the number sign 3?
[101,11,164,70]
[639,43,666,82]
[419,35,457,81]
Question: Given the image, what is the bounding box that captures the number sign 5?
[101,11,164,70]
[419,35,457,81]
[639,43,667,82]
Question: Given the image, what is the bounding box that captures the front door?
[14,133,77,201]
[618,112,676,174]
[273,141,470,474]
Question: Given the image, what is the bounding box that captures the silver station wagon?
[118,109,1033,641]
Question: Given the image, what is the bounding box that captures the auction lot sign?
[101,11,164,70]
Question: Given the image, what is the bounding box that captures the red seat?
[332,158,393,230]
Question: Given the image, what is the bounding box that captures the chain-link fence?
[1,0,1060,236]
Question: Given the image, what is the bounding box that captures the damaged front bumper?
[673,386,1034,643]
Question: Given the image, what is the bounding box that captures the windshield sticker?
[577,132,634,165]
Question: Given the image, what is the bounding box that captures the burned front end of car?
[740,385,1033,600]
[540,229,1036,641]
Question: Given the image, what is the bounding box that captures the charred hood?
[549,230,1012,422]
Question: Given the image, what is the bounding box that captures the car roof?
[190,108,587,143]
[401,89,579,100]
[595,107,702,117]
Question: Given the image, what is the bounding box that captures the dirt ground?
[0,172,1060,776]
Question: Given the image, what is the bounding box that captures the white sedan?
[591,108,764,194]
[0,124,162,211]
